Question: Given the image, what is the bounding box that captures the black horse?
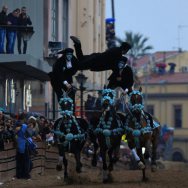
[53,97,88,182]
[92,89,124,183]
[124,87,161,181]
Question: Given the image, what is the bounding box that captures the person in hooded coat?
[48,48,78,103]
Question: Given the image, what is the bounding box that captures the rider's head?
[118,56,128,70]
[57,48,74,61]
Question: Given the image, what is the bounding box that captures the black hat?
[57,48,74,54]
[119,56,128,63]
[120,42,131,54]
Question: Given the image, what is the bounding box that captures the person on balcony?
[6,9,19,54]
[17,6,32,54]
[0,5,8,54]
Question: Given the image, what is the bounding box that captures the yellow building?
[137,51,188,161]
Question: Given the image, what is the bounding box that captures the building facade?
[137,51,188,161]
[0,0,108,118]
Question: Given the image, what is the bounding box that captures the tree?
[116,31,153,60]
[116,31,153,86]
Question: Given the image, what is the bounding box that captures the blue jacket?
[16,124,28,153]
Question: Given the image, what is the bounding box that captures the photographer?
[17,6,32,54]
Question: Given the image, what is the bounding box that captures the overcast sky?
[106,0,188,52]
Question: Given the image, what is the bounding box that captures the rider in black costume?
[70,36,134,92]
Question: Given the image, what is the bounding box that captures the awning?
[0,54,51,81]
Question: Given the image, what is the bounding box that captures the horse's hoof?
[76,165,82,173]
[103,175,113,183]
[112,156,119,163]
[91,159,97,167]
[56,164,62,171]
[64,176,71,184]
[108,164,114,172]
[142,177,149,182]
[138,161,145,170]
[151,164,157,172]
[103,178,109,184]
[144,152,150,160]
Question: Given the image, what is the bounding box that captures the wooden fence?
[0,142,59,182]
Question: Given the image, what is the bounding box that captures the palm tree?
[116,31,153,60]
[116,31,153,86]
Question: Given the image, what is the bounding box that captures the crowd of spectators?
[0,111,54,150]
[0,110,54,181]
[0,5,32,54]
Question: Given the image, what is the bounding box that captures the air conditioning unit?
[181,66,188,73]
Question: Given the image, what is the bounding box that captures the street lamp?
[75,72,88,118]
[44,41,63,120]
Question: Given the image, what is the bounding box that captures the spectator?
[17,6,32,54]
[0,5,8,53]
[6,9,19,54]
[37,116,46,140]
[0,110,5,127]
[15,121,32,179]
[94,90,102,111]
[27,116,41,143]
[85,94,95,122]
[4,118,15,143]
[42,119,54,147]
[0,124,5,151]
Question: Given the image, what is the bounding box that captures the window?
[51,0,58,41]
[62,0,68,47]
[147,105,154,115]
[173,105,182,128]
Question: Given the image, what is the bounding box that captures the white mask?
[118,61,125,69]
[66,53,73,61]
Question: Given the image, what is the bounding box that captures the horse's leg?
[112,143,120,163]
[144,140,152,160]
[63,153,69,181]
[151,128,160,172]
[56,144,63,171]
[100,148,109,183]
[137,148,148,182]
[131,148,145,169]
[56,156,63,171]
[88,132,99,167]
[108,148,114,172]
[92,140,99,167]
[74,146,82,173]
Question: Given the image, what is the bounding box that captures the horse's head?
[128,87,144,114]
[59,97,73,118]
[101,89,116,109]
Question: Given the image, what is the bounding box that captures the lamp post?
[44,56,57,120]
[45,41,63,120]
[75,72,88,119]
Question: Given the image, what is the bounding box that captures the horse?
[124,87,161,181]
[53,97,88,182]
[93,89,124,183]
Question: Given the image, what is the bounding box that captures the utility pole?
[111,0,115,18]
